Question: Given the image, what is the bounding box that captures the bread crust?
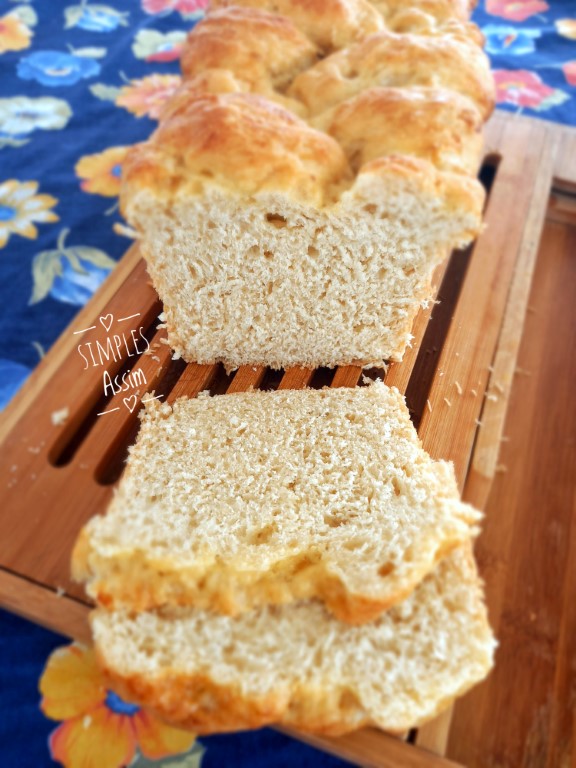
[75,532,465,624]
[208,0,384,51]
[98,659,485,736]
[181,7,318,91]
[121,91,352,211]
[289,29,494,120]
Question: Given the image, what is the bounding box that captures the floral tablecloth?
[0,1,575,766]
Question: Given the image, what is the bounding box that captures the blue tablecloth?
[1,1,574,766]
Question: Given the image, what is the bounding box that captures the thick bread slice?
[73,382,481,623]
[121,87,484,369]
[91,546,496,735]
[119,0,491,371]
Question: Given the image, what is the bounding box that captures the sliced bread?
[73,382,481,623]
[91,545,496,735]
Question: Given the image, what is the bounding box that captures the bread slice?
[91,545,496,735]
[120,0,490,370]
[73,382,481,623]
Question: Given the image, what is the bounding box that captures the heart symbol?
[100,314,113,332]
[123,395,138,414]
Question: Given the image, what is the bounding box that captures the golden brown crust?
[76,531,466,624]
[324,86,483,176]
[209,0,384,51]
[100,660,471,736]
[97,652,374,736]
[289,29,494,120]
[375,0,474,27]
[181,7,318,92]
[121,90,352,211]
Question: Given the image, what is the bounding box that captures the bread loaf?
[73,382,481,624]
[91,545,496,735]
[120,0,493,370]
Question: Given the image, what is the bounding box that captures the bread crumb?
[426,399,432,413]
[494,382,505,394]
[439,370,445,377]
[55,587,65,598]
[454,381,463,395]
[27,446,41,454]
[113,222,137,239]
[475,419,483,427]
[151,355,161,362]
[83,715,92,729]
[495,464,508,473]
[51,407,69,426]
[515,367,532,377]
[471,389,478,397]
[486,393,498,402]
[443,397,452,407]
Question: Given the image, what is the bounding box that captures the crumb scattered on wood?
[471,388,478,397]
[426,399,432,413]
[55,587,65,598]
[495,464,508,473]
[454,381,463,395]
[475,419,483,427]
[486,393,498,402]
[151,355,160,362]
[515,367,532,376]
[443,397,452,407]
[27,446,41,454]
[51,407,69,426]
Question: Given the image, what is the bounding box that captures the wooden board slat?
[280,728,466,768]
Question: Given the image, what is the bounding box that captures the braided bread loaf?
[121,1,494,369]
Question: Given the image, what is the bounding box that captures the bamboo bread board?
[1,111,575,768]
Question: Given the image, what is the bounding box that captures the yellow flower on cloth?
[0,11,33,53]
[0,180,58,248]
[116,74,182,119]
[556,19,576,40]
[40,643,197,768]
[75,146,130,197]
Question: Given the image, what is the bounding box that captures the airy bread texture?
[73,382,481,623]
[120,1,492,370]
[91,546,496,735]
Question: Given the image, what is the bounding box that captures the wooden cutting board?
[1,111,575,768]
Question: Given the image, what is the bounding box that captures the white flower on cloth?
[0,180,59,248]
[0,96,72,138]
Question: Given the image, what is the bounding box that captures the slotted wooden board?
[1,111,575,768]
